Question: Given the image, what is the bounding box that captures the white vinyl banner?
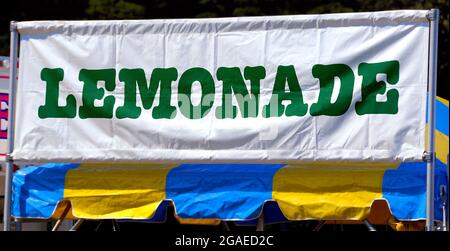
[13,10,430,162]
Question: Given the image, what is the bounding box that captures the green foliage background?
[0,0,448,98]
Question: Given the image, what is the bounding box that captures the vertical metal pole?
[256,213,265,231]
[447,154,449,231]
[426,9,439,231]
[14,218,22,231]
[3,21,19,231]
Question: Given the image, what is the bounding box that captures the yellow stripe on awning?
[436,130,448,164]
[64,163,176,219]
[425,125,449,163]
[175,216,221,225]
[272,163,397,220]
[437,96,449,107]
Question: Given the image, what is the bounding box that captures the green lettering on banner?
[38,68,76,119]
[178,67,215,119]
[79,69,116,119]
[37,61,400,120]
[310,64,354,116]
[356,61,400,115]
[215,66,265,119]
[263,65,308,117]
[116,68,178,119]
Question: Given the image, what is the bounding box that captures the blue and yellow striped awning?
[11,98,448,223]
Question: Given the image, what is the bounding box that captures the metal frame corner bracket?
[10,21,17,32]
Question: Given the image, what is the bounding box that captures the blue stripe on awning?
[234,200,288,225]
[382,160,447,221]
[436,99,449,136]
[166,164,285,220]
[12,163,79,218]
[426,97,449,136]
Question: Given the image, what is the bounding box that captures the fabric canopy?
[11,97,448,223]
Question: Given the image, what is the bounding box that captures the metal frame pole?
[447,154,449,231]
[425,9,439,231]
[69,219,85,231]
[3,21,19,231]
